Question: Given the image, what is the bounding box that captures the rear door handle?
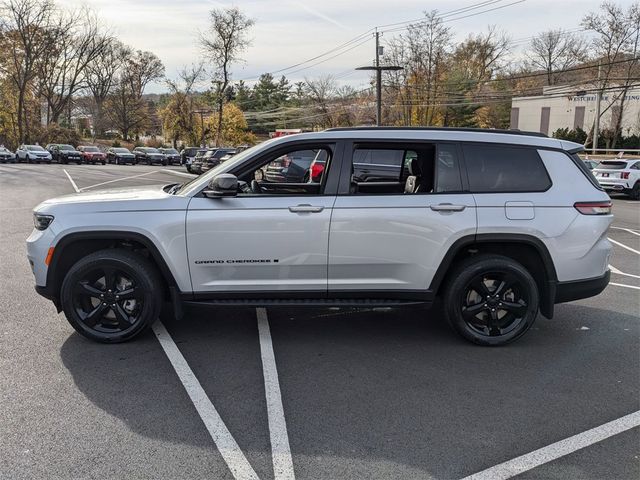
[288,204,324,213]
[430,203,466,212]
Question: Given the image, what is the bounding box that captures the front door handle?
[430,203,466,212]
[289,204,324,213]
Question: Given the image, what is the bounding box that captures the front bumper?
[555,270,610,304]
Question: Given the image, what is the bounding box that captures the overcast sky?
[58,0,632,93]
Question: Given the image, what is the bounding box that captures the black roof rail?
[324,126,549,138]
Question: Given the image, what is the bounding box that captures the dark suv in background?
[199,148,237,173]
[159,148,181,165]
[133,147,167,166]
[48,144,82,164]
[265,149,319,182]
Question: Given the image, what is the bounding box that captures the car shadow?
[59,302,639,479]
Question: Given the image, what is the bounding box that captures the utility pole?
[356,29,402,126]
[593,61,602,155]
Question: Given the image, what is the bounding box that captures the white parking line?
[152,322,259,480]
[610,226,640,237]
[610,282,640,290]
[63,169,79,193]
[609,265,640,279]
[256,308,295,480]
[461,410,640,480]
[79,171,159,190]
[163,169,197,178]
[608,237,640,256]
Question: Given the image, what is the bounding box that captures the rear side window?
[462,144,551,192]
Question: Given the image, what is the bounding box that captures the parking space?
[1,164,638,479]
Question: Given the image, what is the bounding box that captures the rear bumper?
[554,270,610,304]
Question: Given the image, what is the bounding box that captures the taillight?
[574,201,612,215]
[310,162,325,180]
[621,172,630,179]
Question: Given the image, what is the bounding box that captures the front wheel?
[443,254,539,346]
[60,249,163,343]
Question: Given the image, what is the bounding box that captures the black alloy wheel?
[61,249,162,343]
[444,254,539,346]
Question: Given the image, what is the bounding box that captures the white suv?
[27,128,613,346]
[592,158,640,199]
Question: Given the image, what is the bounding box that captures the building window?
[540,107,550,135]
[574,106,585,130]
[510,107,519,129]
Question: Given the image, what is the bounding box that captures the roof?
[265,127,579,151]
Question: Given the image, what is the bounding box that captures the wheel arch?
[430,234,558,318]
[45,231,179,308]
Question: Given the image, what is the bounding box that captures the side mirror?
[204,173,238,198]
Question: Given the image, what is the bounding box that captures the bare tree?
[161,64,206,146]
[126,50,165,99]
[304,75,337,127]
[104,74,146,141]
[36,7,110,124]
[0,0,57,142]
[85,39,130,137]
[582,1,640,147]
[527,29,588,85]
[200,7,253,146]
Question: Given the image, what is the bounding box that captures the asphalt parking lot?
[0,163,638,480]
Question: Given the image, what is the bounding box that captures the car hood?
[34,184,189,214]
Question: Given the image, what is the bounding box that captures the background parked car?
[133,147,167,166]
[265,149,319,183]
[200,148,237,173]
[181,146,200,173]
[159,147,181,165]
[189,148,212,174]
[48,144,82,164]
[592,158,640,199]
[77,145,106,164]
[0,146,16,163]
[106,147,136,165]
[16,145,52,163]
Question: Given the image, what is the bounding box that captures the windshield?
[60,145,76,151]
[164,149,179,154]
[176,141,274,196]
[145,148,160,153]
[113,148,130,153]
[27,145,45,151]
[83,146,99,152]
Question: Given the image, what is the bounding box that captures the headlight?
[33,213,54,230]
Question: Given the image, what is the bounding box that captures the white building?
[511,85,640,136]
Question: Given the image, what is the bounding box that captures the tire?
[629,182,640,200]
[186,165,192,173]
[60,249,163,343]
[443,254,540,346]
[101,161,106,165]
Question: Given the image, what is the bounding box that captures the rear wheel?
[60,249,163,343]
[443,254,539,346]
[629,182,640,200]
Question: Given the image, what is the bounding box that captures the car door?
[328,141,477,296]
[185,141,342,296]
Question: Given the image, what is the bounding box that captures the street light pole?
[593,61,602,155]
[356,30,402,127]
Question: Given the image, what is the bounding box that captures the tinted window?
[463,144,551,192]
[435,144,463,193]
[598,161,629,170]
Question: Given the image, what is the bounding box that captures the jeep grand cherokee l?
[27,127,612,346]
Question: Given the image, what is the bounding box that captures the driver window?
[239,147,332,196]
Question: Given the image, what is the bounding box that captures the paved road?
[0,163,638,480]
